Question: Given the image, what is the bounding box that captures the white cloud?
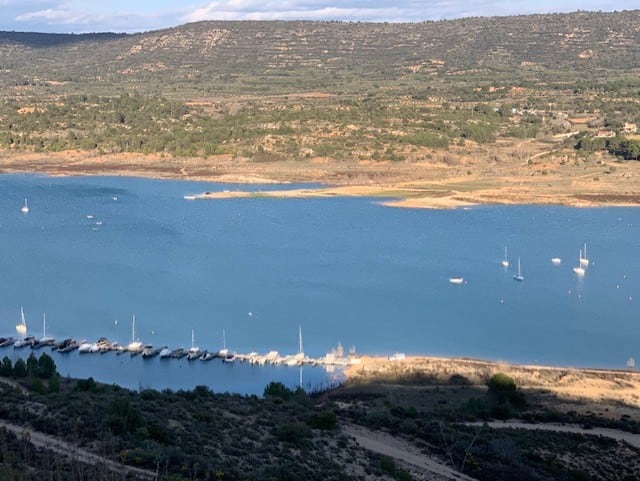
[3,0,639,33]
[180,0,639,24]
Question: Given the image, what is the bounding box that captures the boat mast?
[298,325,303,354]
[132,314,136,343]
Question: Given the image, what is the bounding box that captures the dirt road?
[468,420,640,449]
[0,420,155,479]
[344,424,477,481]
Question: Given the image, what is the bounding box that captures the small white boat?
[14,336,35,348]
[573,250,586,276]
[21,198,29,213]
[551,257,562,265]
[580,243,589,267]
[501,246,510,268]
[78,342,95,353]
[183,195,196,200]
[159,347,172,358]
[86,215,94,219]
[449,277,464,285]
[16,306,27,336]
[513,257,524,282]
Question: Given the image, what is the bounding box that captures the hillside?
[1,352,640,480]
[1,12,640,207]
[1,12,640,97]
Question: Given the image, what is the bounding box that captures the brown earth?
[2,141,640,209]
[344,355,640,414]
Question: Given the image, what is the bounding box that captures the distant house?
[623,122,637,134]
[596,129,616,138]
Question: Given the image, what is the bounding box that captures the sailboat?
[217,328,229,358]
[15,307,27,336]
[573,250,586,276]
[126,315,143,352]
[580,243,589,267]
[187,329,201,359]
[38,312,55,345]
[21,198,29,213]
[501,246,510,268]
[513,257,524,282]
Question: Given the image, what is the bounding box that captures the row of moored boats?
[5,314,361,367]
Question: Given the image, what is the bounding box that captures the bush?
[264,382,294,400]
[487,373,516,398]
[487,373,525,411]
[308,410,338,430]
[76,377,98,392]
[275,421,312,447]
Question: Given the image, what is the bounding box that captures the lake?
[0,174,638,393]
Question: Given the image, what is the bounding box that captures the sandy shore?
[2,148,640,209]
[344,355,640,409]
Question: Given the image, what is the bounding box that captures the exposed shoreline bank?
[2,149,640,209]
[343,355,640,408]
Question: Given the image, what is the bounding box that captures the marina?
[0,331,362,368]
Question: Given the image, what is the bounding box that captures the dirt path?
[344,424,477,481]
[468,421,640,449]
[0,420,155,479]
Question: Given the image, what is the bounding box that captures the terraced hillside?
[1,11,639,98]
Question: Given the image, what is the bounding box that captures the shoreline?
[343,355,640,408]
[2,149,640,210]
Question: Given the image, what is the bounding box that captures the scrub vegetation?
[0,353,639,480]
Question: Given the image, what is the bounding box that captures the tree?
[26,354,38,378]
[37,353,56,379]
[0,357,12,377]
[264,382,294,400]
[13,359,27,378]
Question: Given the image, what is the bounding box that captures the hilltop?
[1,12,640,206]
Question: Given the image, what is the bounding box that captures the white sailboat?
[513,257,524,282]
[21,198,29,213]
[573,250,586,276]
[126,315,143,352]
[187,329,201,359]
[580,243,589,267]
[217,328,229,357]
[501,246,510,268]
[39,312,55,344]
[449,277,464,284]
[16,307,27,336]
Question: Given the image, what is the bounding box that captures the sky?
[1,0,637,34]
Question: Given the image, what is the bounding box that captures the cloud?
[3,0,639,33]
[180,0,639,24]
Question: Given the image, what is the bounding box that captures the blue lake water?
[0,174,638,393]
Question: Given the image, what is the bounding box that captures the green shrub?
[308,410,338,430]
[264,382,294,400]
[275,421,312,447]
